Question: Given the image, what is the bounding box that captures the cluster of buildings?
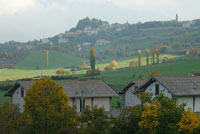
[5,72,200,114]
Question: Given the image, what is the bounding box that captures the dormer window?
[21,87,24,97]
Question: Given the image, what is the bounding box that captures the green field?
[14,50,85,69]
[1,58,200,108]
[0,54,180,81]
[95,59,200,85]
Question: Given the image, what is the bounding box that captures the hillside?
[1,18,200,68]
[14,50,85,69]
[94,59,200,85]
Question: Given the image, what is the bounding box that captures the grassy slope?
[14,50,85,69]
[0,54,180,81]
[96,59,200,85]
[1,59,200,107]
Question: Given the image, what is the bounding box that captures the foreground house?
[5,80,118,112]
[119,80,145,109]
[137,77,200,112]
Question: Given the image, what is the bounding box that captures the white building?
[136,77,200,112]
[5,80,118,113]
[119,80,145,109]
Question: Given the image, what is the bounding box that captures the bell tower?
[176,14,178,22]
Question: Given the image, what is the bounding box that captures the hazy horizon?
[0,0,200,43]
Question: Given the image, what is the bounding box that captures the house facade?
[5,80,118,113]
[137,77,200,112]
[119,80,145,109]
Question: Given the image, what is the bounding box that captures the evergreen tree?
[90,47,96,70]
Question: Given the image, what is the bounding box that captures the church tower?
[176,14,178,22]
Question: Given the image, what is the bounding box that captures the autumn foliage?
[178,109,200,134]
[24,78,77,133]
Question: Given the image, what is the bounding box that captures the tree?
[111,105,144,134]
[178,109,200,134]
[152,49,155,64]
[155,48,159,64]
[189,48,199,56]
[45,50,48,69]
[163,55,168,62]
[146,49,150,66]
[129,61,136,67]
[79,106,110,134]
[24,78,77,134]
[110,60,118,67]
[104,65,113,71]
[185,51,190,56]
[149,72,160,77]
[0,101,32,134]
[90,47,96,70]
[138,49,141,66]
[139,102,161,134]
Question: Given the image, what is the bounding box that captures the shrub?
[104,65,113,71]
[129,61,136,67]
[110,60,118,67]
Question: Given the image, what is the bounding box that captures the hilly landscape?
[1,17,200,69]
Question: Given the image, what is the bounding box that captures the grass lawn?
[14,50,85,69]
[0,91,10,105]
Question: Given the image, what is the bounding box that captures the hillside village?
[2,15,200,134]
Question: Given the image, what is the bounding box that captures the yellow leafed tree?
[138,49,141,66]
[139,102,161,134]
[24,78,77,133]
[146,49,150,66]
[178,109,200,134]
[45,50,48,68]
[110,60,118,67]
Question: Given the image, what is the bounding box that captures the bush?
[104,65,113,71]
[110,60,118,67]
[86,68,100,76]
[129,61,136,67]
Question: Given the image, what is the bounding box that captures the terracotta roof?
[190,73,200,76]
[139,76,200,96]
[119,80,146,95]
[5,80,118,97]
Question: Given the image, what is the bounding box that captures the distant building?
[176,14,179,22]
[58,38,68,43]
[41,38,49,44]
[75,44,82,52]
[5,80,118,113]
[189,72,200,77]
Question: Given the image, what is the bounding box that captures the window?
[21,88,24,97]
[80,98,85,112]
[155,84,159,95]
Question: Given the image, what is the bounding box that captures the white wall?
[69,97,111,112]
[145,81,172,98]
[12,86,26,112]
[94,97,110,112]
[195,96,200,112]
[177,96,193,111]
[125,86,141,108]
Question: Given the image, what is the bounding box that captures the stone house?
[5,80,118,112]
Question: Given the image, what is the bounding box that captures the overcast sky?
[0,0,199,43]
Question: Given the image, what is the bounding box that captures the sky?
[0,0,199,43]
